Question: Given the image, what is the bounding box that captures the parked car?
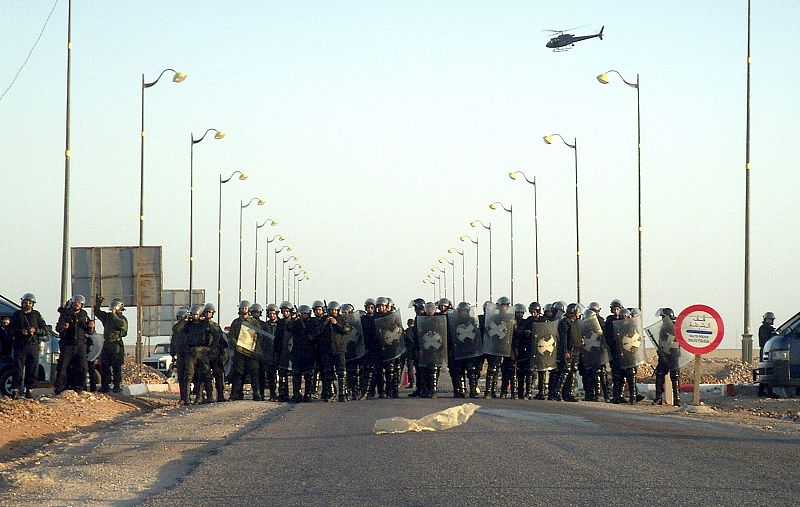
[753,311,800,397]
[142,343,174,376]
[0,294,60,396]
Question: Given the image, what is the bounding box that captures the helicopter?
[545,26,604,51]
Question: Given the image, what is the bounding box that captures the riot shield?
[613,314,647,369]
[416,314,448,367]
[448,310,482,360]
[531,320,558,371]
[644,317,686,370]
[87,332,104,362]
[345,310,366,361]
[376,311,405,361]
[238,320,273,362]
[580,312,609,369]
[278,322,293,371]
[482,305,514,357]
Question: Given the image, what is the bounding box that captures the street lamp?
[423,278,436,301]
[439,258,456,303]
[138,67,185,367]
[459,234,479,305]
[59,0,73,306]
[597,69,642,310]
[217,170,247,320]
[509,171,540,301]
[742,1,754,362]
[274,245,291,303]
[469,220,493,302]
[489,201,514,303]
[254,218,277,302]
[431,266,447,299]
[543,133,581,302]
[282,256,298,302]
[288,264,302,301]
[297,274,309,302]
[293,269,307,301]
[189,128,224,299]
[265,234,284,305]
[239,197,265,301]
[448,247,465,303]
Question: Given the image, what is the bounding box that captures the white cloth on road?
[373,403,480,434]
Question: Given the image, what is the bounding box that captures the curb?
[122,383,180,396]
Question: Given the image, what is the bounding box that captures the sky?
[2,1,799,349]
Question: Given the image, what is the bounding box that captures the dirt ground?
[1,354,797,469]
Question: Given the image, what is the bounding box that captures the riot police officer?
[291,305,316,402]
[171,307,190,401]
[483,297,514,399]
[54,295,92,394]
[758,311,779,398]
[554,303,583,402]
[10,293,47,399]
[228,301,263,401]
[180,305,214,403]
[261,304,281,401]
[653,308,682,406]
[604,299,626,403]
[360,298,383,399]
[321,301,352,402]
[276,301,295,402]
[94,296,128,393]
[203,303,227,402]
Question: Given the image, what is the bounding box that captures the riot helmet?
[423,302,437,316]
[176,307,189,321]
[620,308,632,319]
[588,302,601,313]
[279,301,293,310]
[657,307,676,321]
[409,298,425,309]
[71,295,86,307]
[312,300,325,310]
[21,293,36,304]
[552,301,565,313]
[364,298,376,308]
[189,304,204,320]
[437,298,452,309]
[250,303,263,316]
[327,301,341,311]
[266,303,279,313]
[496,296,511,306]
[456,302,471,313]
[375,297,389,307]
[298,305,312,315]
[529,302,542,314]
[238,300,251,311]
[763,311,776,322]
[513,303,526,315]
[610,299,623,309]
[109,299,125,312]
[341,303,354,314]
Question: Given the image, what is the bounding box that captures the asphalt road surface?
[131,398,800,507]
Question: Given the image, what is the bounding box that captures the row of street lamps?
[420,69,641,311]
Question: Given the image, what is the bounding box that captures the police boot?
[499,368,509,399]
[337,371,347,402]
[671,375,681,407]
[468,369,479,398]
[534,372,546,400]
[563,372,579,402]
[431,367,440,398]
[627,371,638,405]
[360,369,374,400]
[291,372,303,403]
[549,371,562,401]
[268,374,278,402]
[303,372,314,402]
[483,370,494,399]
[653,371,665,405]
[510,367,518,400]
[282,374,292,402]
[599,370,611,402]
[450,372,462,398]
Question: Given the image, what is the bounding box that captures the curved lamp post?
[460,234,479,305]
[274,245,291,303]
[597,69,642,310]
[254,219,277,302]
[239,197,265,301]
[469,220,493,302]
[265,234,284,304]
[217,170,247,319]
[509,171,540,301]
[543,133,580,302]
[189,128,224,298]
[282,256,298,302]
[490,201,513,303]
[137,67,185,367]
[439,257,456,303]
[448,247,465,303]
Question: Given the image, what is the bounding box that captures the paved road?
[131,398,800,507]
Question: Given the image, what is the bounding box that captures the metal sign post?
[675,304,725,409]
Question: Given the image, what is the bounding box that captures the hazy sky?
[2,1,799,348]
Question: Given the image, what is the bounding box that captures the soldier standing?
[275,302,295,402]
[500,303,526,398]
[228,301,263,401]
[179,305,212,403]
[203,303,227,402]
[415,302,448,398]
[10,293,47,399]
[406,299,425,397]
[291,305,316,402]
[758,312,779,398]
[483,297,514,398]
[554,303,583,402]
[261,304,280,401]
[54,295,92,394]
[653,307,682,406]
[94,296,128,393]
[360,298,382,399]
[402,318,416,390]
[171,307,190,401]
[322,301,352,402]
[604,299,626,403]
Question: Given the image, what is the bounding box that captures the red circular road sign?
[675,305,725,355]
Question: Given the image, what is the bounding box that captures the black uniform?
[402,325,416,389]
[554,317,582,402]
[54,305,92,393]
[757,322,777,397]
[290,317,316,402]
[604,314,626,403]
[10,309,47,396]
[228,315,263,401]
[320,313,351,402]
[360,313,384,398]
[276,318,293,402]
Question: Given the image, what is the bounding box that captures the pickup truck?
[753,311,800,398]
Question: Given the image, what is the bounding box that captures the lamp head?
[173,72,187,83]
[257,199,266,206]
[489,203,498,210]
[287,246,292,251]
[270,220,278,226]
[214,131,226,139]
[278,235,285,241]
[509,171,518,180]
[430,267,436,273]
[543,135,554,145]
[469,221,478,228]
[596,73,610,84]
[447,247,455,253]
[239,172,248,180]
